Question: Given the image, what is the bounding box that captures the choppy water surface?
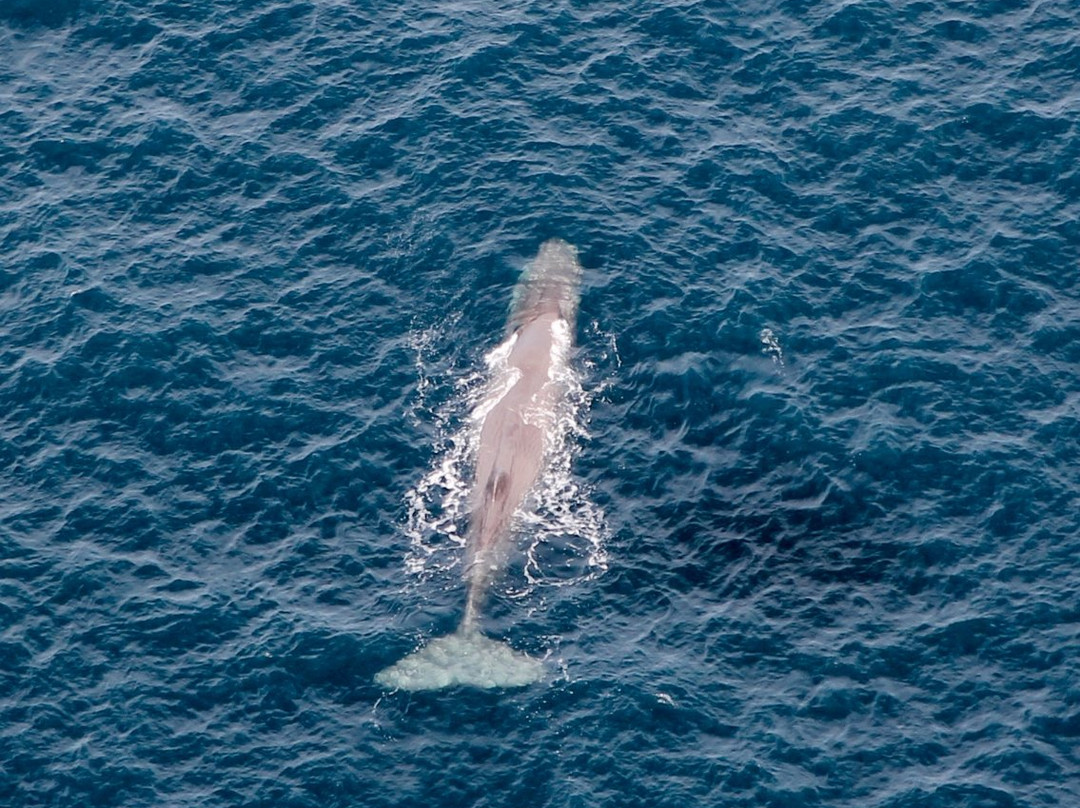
[2,1,1078,806]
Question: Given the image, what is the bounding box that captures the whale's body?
[376,239,582,691]
[463,238,582,628]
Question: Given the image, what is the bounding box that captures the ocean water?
[2,0,1078,805]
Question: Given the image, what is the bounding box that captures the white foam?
[760,327,784,366]
[375,631,545,691]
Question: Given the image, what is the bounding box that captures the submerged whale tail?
[374,629,544,691]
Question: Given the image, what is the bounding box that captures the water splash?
[760,327,784,366]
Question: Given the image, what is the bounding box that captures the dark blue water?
[2,1,1078,805]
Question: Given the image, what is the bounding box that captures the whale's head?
[508,238,583,333]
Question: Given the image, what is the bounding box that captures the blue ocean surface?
[1,0,1078,805]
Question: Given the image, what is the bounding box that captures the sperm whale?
[375,239,583,691]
